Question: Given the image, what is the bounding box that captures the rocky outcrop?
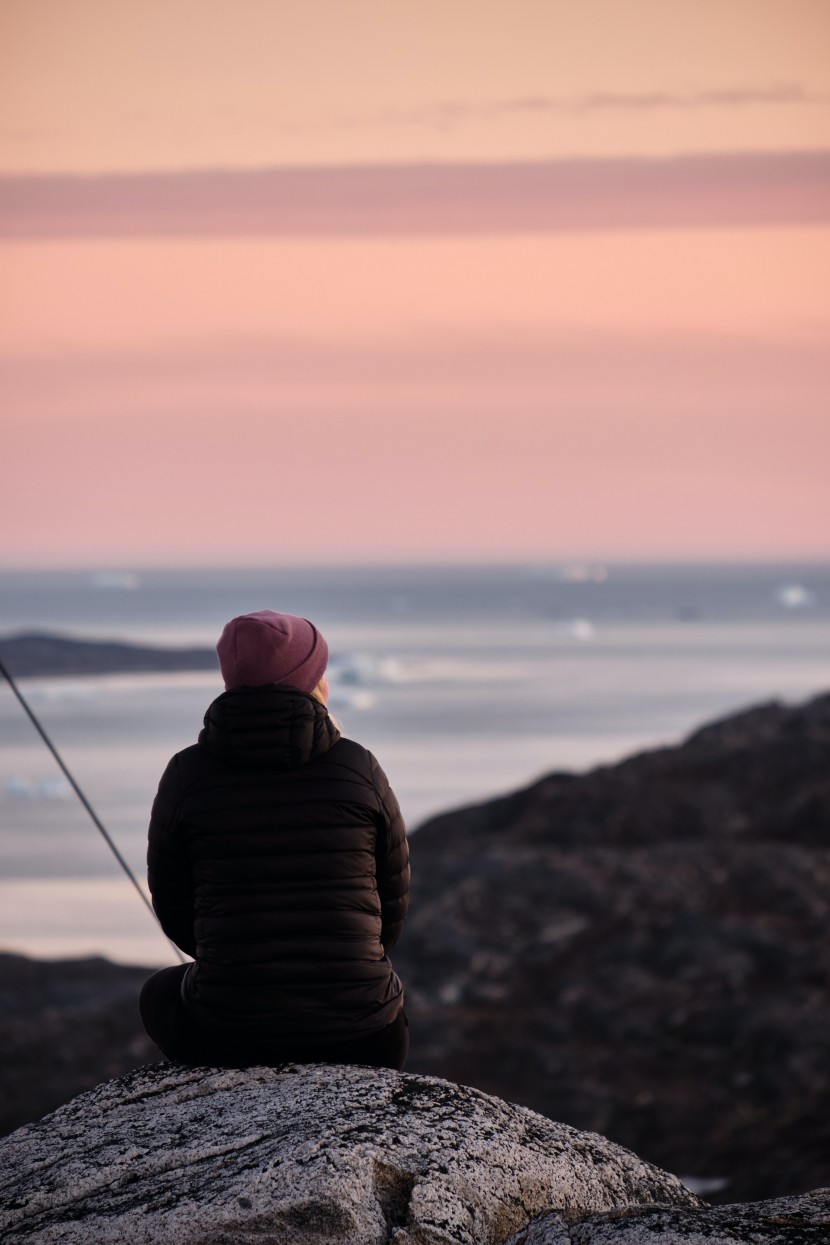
[396,692,830,1203]
[506,1188,830,1244]
[2,694,828,1203]
[0,1062,699,1245]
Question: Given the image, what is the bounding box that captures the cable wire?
[0,657,187,964]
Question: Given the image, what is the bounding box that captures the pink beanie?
[216,610,328,692]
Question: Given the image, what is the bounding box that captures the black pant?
[139,964,409,1071]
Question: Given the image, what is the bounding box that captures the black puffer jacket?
[147,685,409,1044]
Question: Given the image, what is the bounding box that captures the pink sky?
[1,1,829,565]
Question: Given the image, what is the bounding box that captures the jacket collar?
[199,684,340,770]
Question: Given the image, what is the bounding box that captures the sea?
[0,562,827,967]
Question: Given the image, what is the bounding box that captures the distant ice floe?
[775,582,816,609]
[679,1175,730,1197]
[4,776,71,802]
[326,651,406,711]
[560,562,608,583]
[328,688,377,713]
[524,562,609,583]
[16,682,96,703]
[553,618,596,642]
[90,572,140,591]
[329,652,405,687]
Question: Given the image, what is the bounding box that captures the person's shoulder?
[175,742,208,764]
[328,735,396,786]
[326,736,394,795]
[326,734,374,775]
[168,742,216,785]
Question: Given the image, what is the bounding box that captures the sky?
[1,0,829,566]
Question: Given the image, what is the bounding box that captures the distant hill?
[0,631,217,677]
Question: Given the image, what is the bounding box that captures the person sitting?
[139,609,409,1070]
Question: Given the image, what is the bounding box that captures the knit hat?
[216,610,328,692]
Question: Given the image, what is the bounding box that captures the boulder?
[506,1187,830,1243]
[0,1062,698,1244]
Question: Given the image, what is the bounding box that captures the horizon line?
[1,556,829,574]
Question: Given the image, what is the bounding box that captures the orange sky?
[1,0,829,565]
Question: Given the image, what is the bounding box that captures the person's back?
[140,611,410,1069]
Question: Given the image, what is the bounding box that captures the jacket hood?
[198,685,340,770]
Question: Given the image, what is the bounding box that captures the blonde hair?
[311,677,328,705]
[312,677,341,732]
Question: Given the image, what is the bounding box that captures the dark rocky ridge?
[0,954,159,1137]
[394,691,830,1204]
[1,692,828,1207]
[0,631,218,677]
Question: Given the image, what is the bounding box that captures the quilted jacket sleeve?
[369,753,410,953]
[146,755,197,959]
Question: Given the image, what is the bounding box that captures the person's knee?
[139,964,189,1051]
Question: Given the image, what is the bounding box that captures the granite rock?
[0,1062,699,1245]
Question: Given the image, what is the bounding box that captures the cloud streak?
[1,151,828,239]
[374,84,827,129]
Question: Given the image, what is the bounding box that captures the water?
[1,563,828,965]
